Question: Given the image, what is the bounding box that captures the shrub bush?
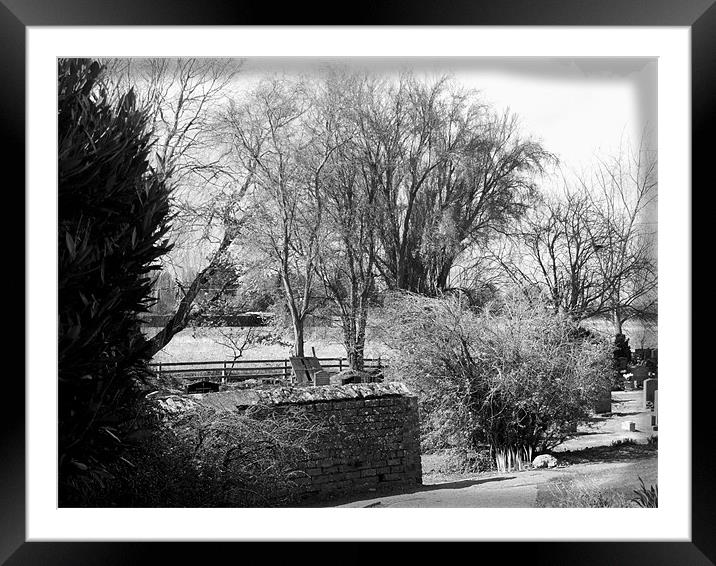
[80,400,326,507]
[58,58,173,504]
[382,290,612,461]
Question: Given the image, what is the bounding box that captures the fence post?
[222,361,227,384]
[157,362,162,377]
[284,359,289,381]
[339,358,343,371]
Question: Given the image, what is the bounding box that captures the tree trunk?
[613,308,623,335]
[340,304,368,371]
[434,259,453,295]
[292,318,305,357]
[141,227,238,359]
[141,265,210,358]
[354,305,368,371]
[281,270,306,358]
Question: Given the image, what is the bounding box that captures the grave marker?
[643,378,658,408]
[631,365,649,387]
[593,386,612,414]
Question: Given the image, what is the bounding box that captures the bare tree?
[583,141,658,333]
[493,187,609,319]
[492,140,657,333]
[313,100,379,370]
[349,74,551,295]
[103,58,254,357]
[222,78,334,357]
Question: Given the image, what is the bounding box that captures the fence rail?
[148,357,385,383]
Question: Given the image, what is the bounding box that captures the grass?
[630,477,658,507]
[541,475,634,508]
[145,325,391,363]
[495,446,533,472]
[559,440,657,465]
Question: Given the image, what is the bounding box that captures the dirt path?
[335,458,655,508]
[329,390,657,508]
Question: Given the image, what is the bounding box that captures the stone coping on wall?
[155,382,415,414]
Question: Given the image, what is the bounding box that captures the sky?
[238,57,657,181]
[174,56,658,274]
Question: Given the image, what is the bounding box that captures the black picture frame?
[6,1,706,563]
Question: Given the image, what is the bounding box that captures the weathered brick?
[230,386,422,503]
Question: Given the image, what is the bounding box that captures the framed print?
[7,0,708,564]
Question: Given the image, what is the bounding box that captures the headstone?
[651,390,659,429]
[314,373,331,386]
[643,378,658,408]
[631,365,649,386]
[289,356,330,385]
[593,387,612,413]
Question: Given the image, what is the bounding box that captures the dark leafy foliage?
[613,333,632,367]
[630,476,658,508]
[58,58,173,504]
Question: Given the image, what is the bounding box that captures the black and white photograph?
[12,17,701,558]
[57,55,660,510]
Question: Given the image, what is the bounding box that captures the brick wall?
[160,383,422,502]
[286,391,422,501]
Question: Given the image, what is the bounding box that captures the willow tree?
[350,74,550,295]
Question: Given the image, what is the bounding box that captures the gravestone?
[651,390,659,430]
[631,365,649,387]
[643,378,658,408]
[314,373,331,386]
[593,387,612,414]
[289,356,331,385]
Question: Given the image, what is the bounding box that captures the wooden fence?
[148,357,385,384]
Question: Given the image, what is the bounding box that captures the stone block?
[631,365,649,386]
[643,378,658,408]
[593,387,612,414]
[621,421,636,432]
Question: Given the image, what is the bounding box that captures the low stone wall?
[158,382,422,502]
